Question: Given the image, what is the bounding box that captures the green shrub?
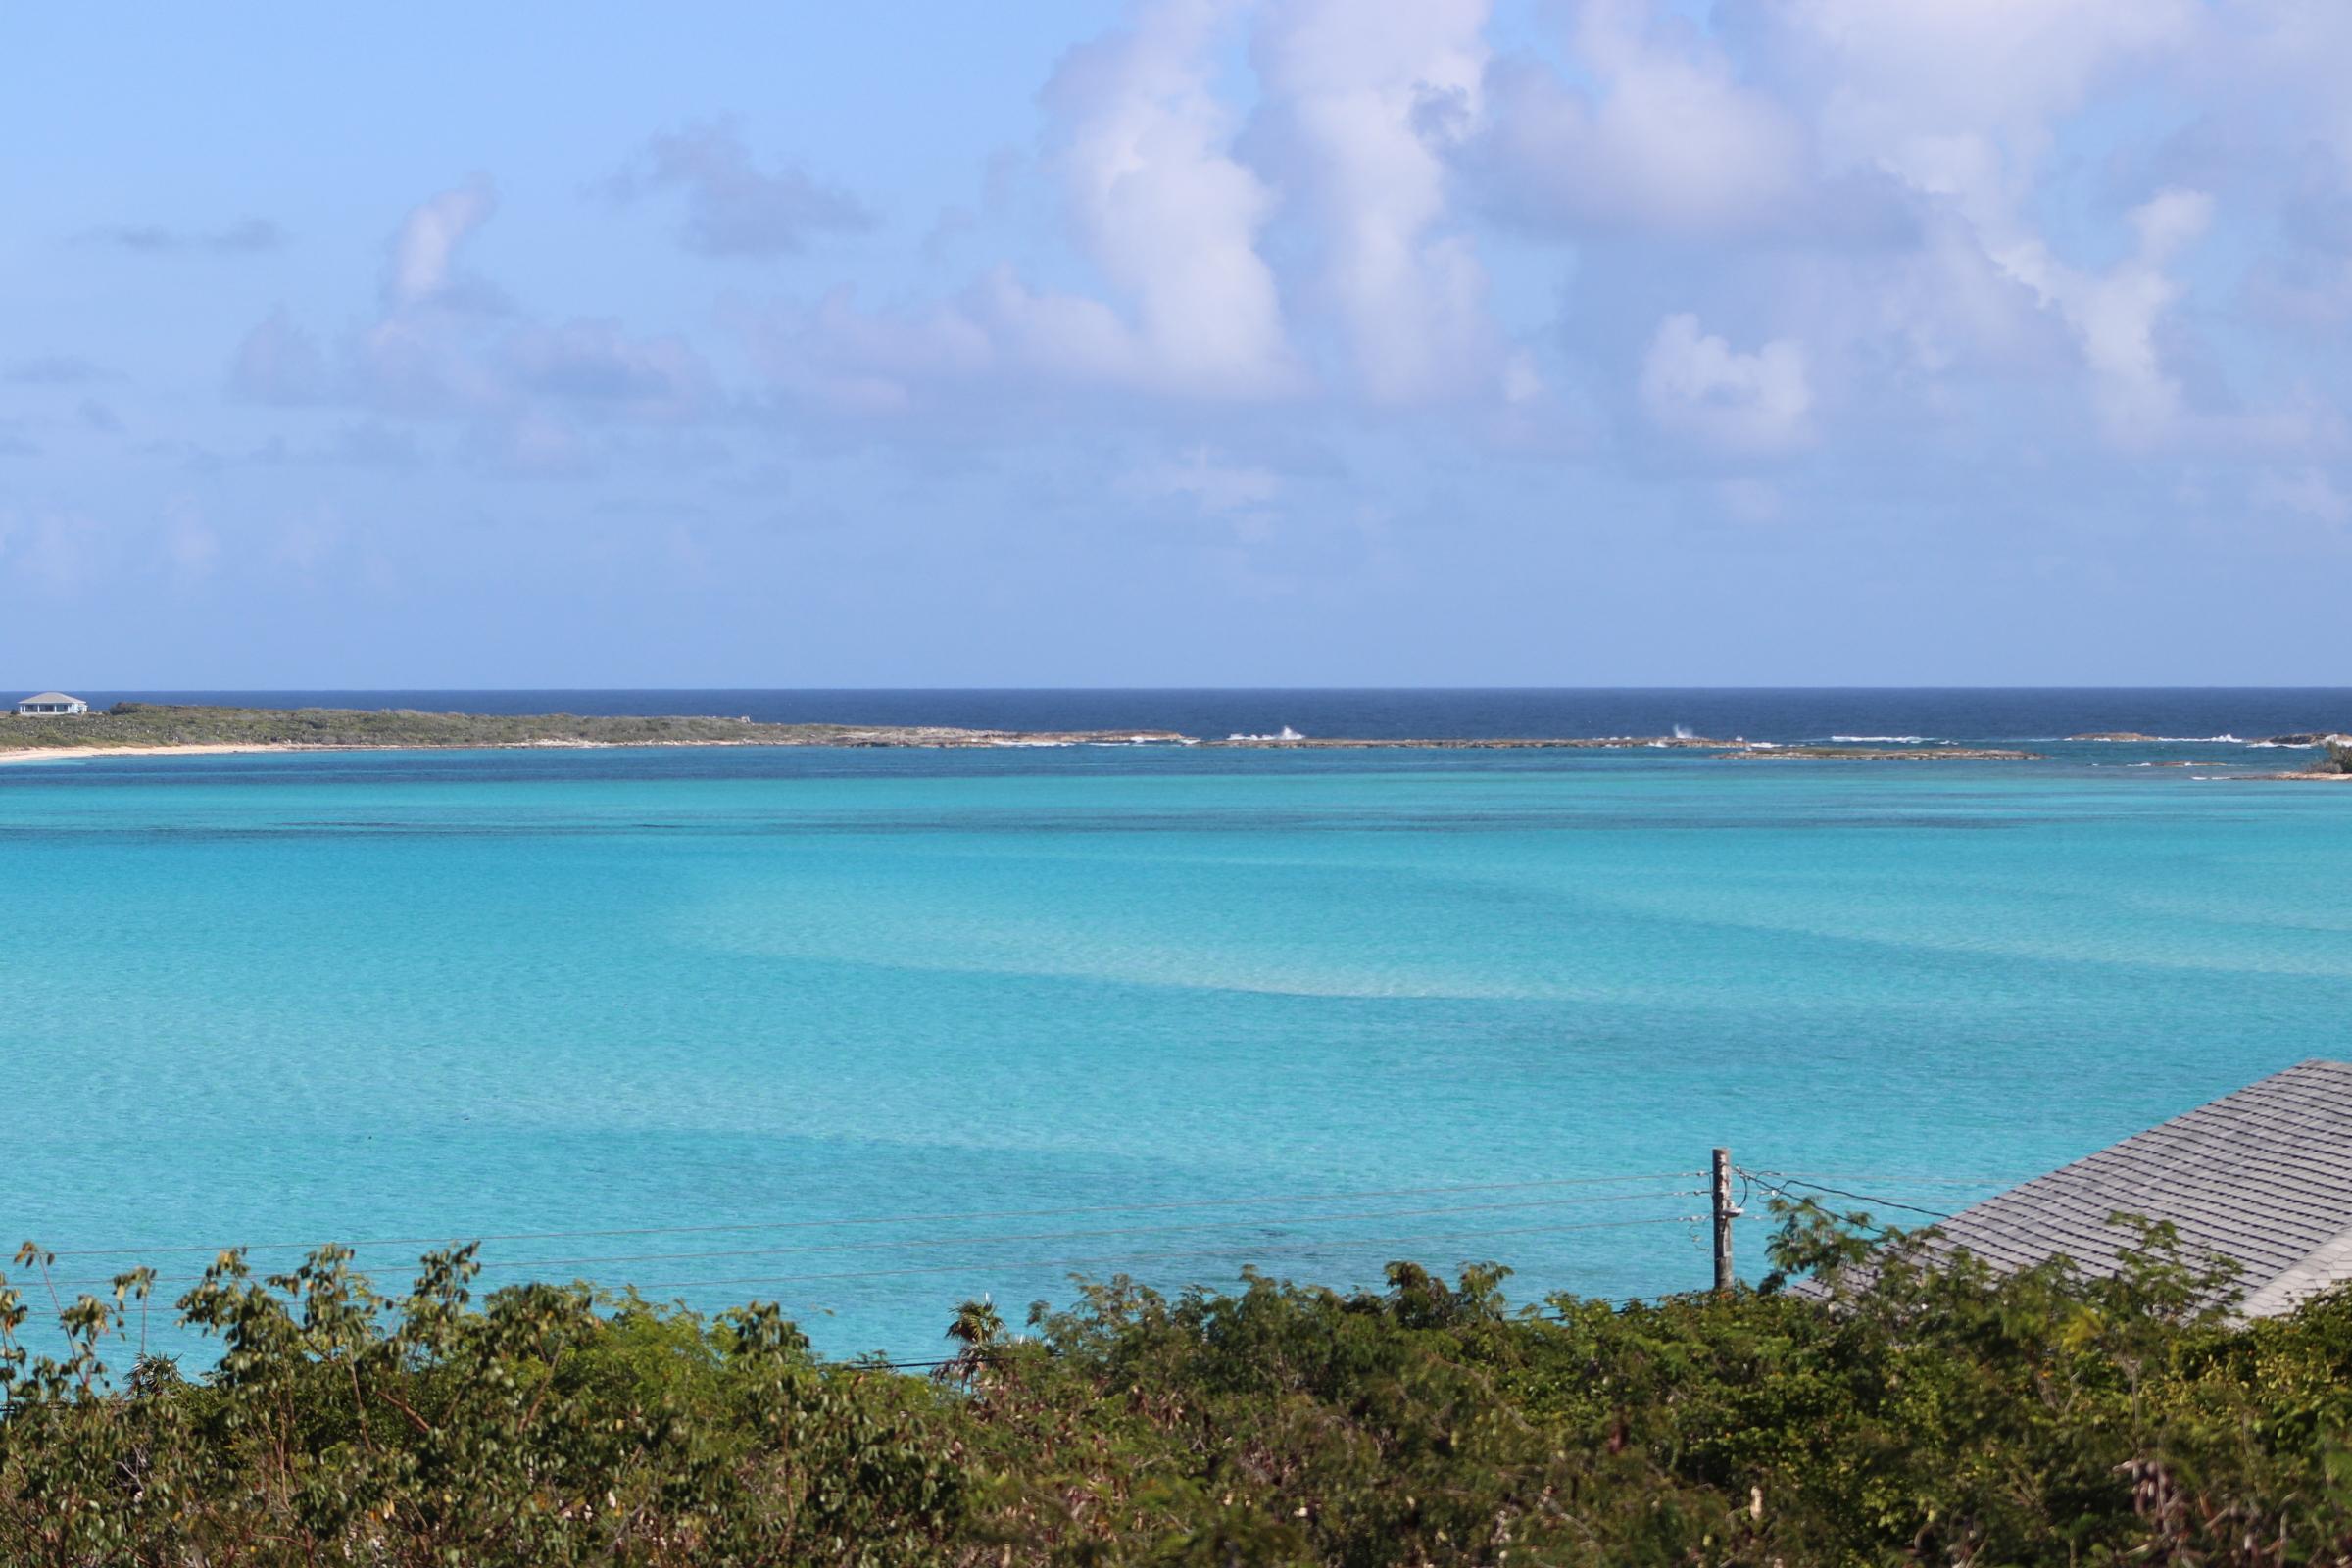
[4,1208,2352,1565]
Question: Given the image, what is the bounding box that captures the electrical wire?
[47,1213,1704,1295]
[613,1215,1704,1293]
[433,1189,1703,1274]
[1738,1168,2028,1188]
[1737,1169,1952,1223]
[36,1171,1707,1260]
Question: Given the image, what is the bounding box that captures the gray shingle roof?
[17,693,81,706]
[1895,1059,2352,1316]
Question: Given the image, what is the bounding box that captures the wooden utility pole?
[1711,1147,1736,1295]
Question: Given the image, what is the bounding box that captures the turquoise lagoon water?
[3,742,2347,1358]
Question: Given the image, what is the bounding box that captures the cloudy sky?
[5,0,2350,686]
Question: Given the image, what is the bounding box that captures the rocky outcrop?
[1720,746,2041,761]
[1200,735,1734,750]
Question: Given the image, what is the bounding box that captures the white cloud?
[609,122,872,257]
[1125,446,1283,519]
[1993,186,2213,443]
[1761,0,2201,210]
[229,181,715,457]
[1639,313,1812,453]
[1037,0,1298,398]
[387,176,498,306]
[775,0,1301,411]
[504,320,711,422]
[1479,0,1810,237]
[2252,466,2351,526]
[1253,0,1500,403]
[231,310,330,404]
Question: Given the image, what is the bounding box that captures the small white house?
[13,692,89,716]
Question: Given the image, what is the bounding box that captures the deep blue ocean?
[5,690,2349,1364]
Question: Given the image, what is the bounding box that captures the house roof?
[1863,1059,2352,1316]
[16,693,82,705]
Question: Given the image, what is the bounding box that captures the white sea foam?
[1831,735,1928,744]
[1226,725,1305,742]
[2082,734,2245,744]
[1671,723,1696,739]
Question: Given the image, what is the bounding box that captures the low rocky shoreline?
[0,704,2333,768]
[1717,745,2041,760]
[3,726,2041,765]
[2067,730,2352,745]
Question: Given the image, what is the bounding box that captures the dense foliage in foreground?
[4,1210,2352,1566]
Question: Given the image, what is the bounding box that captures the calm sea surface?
[5,690,2350,1360]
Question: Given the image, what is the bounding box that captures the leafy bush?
[5,1208,2352,1565]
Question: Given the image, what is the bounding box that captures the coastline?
[0,734,2053,766]
[0,701,2330,768]
[0,742,316,766]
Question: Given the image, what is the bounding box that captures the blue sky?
[5,0,2350,687]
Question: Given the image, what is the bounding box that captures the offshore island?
[0,701,2052,762]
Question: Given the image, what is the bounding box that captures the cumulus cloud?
[1639,313,1812,453]
[386,177,500,309]
[1252,0,1501,402]
[231,310,331,405]
[610,122,872,256]
[229,181,714,460]
[1457,0,2286,456]
[1748,0,2202,209]
[1697,0,2232,450]
[1993,186,2213,443]
[1124,446,1284,520]
[2251,466,2351,526]
[1476,0,1813,239]
[195,0,2348,540]
[2243,148,2352,332]
[766,0,1302,411]
[504,320,711,421]
[1037,0,1298,397]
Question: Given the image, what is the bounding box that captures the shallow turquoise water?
[3,745,2346,1358]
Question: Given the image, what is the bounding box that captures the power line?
[616,1215,1704,1293]
[37,1172,1707,1260]
[41,1193,1702,1290]
[438,1190,1702,1275]
[52,1214,1704,1296]
[1737,1169,1952,1223]
[1739,1168,2027,1189]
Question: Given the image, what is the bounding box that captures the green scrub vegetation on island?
[3,1203,2350,1565]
